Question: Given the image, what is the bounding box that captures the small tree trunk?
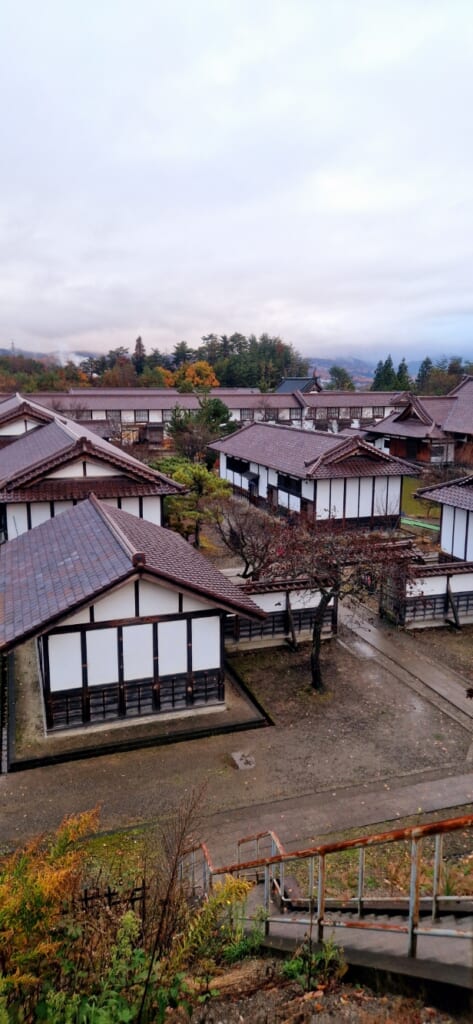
[310,593,332,691]
[285,590,298,650]
[194,517,201,548]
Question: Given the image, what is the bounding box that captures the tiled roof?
[303,391,399,410]
[275,378,320,394]
[367,399,454,440]
[0,497,264,649]
[0,477,173,502]
[35,391,306,413]
[210,423,416,479]
[0,392,55,426]
[416,475,473,512]
[0,419,183,493]
[443,377,473,434]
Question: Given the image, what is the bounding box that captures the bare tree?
[216,504,411,690]
[213,497,284,578]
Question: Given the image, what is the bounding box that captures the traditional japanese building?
[415,475,473,562]
[209,422,416,528]
[0,496,264,732]
[0,416,183,541]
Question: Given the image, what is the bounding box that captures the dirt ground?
[167,958,470,1023]
[412,625,473,684]
[3,621,473,856]
[228,633,472,800]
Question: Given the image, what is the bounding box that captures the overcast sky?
[1,0,473,362]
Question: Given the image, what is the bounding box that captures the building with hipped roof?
[366,377,473,467]
[209,422,417,528]
[0,496,264,735]
[0,413,183,542]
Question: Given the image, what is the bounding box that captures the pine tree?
[396,358,411,390]
[415,357,433,392]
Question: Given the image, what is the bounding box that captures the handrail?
[186,813,473,879]
[180,814,473,962]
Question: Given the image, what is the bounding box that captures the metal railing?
[180,814,473,960]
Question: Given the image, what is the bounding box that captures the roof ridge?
[88,495,145,566]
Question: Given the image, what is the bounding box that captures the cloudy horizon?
[1,1,473,362]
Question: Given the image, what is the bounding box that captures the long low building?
[209,422,417,527]
[15,387,402,444]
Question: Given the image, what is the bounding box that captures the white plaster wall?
[259,465,268,499]
[48,632,83,691]
[85,459,121,478]
[301,479,314,501]
[408,576,447,597]
[158,620,187,674]
[54,501,74,516]
[268,468,278,487]
[92,410,106,420]
[467,514,473,561]
[149,409,163,422]
[330,479,344,518]
[252,591,286,612]
[289,493,301,512]
[182,594,211,612]
[441,506,454,553]
[102,497,119,509]
[451,572,473,592]
[121,410,135,423]
[315,480,330,520]
[49,459,121,479]
[141,496,161,525]
[30,502,51,528]
[48,460,85,479]
[7,504,28,537]
[93,582,136,620]
[192,616,220,670]
[87,628,118,685]
[250,588,330,612]
[359,478,373,517]
[387,476,401,512]
[120,497,140,516]
[61,607,90,625]
[289,588,332,609]
[408,572,473,597]
[139,579,179,615]
[278,490,289,509]
[345,478,359,518]
[374,477,388,515]
[122,623,154,680]
[0,418,39,435]
[453,508,467,559]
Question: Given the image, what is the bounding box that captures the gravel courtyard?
[2,620,473,855]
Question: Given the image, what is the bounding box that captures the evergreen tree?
[131,336,146,375]
[415,357,433,392]
[396,358,411,390]
[325,366,355,391]
[371,355,397,391]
